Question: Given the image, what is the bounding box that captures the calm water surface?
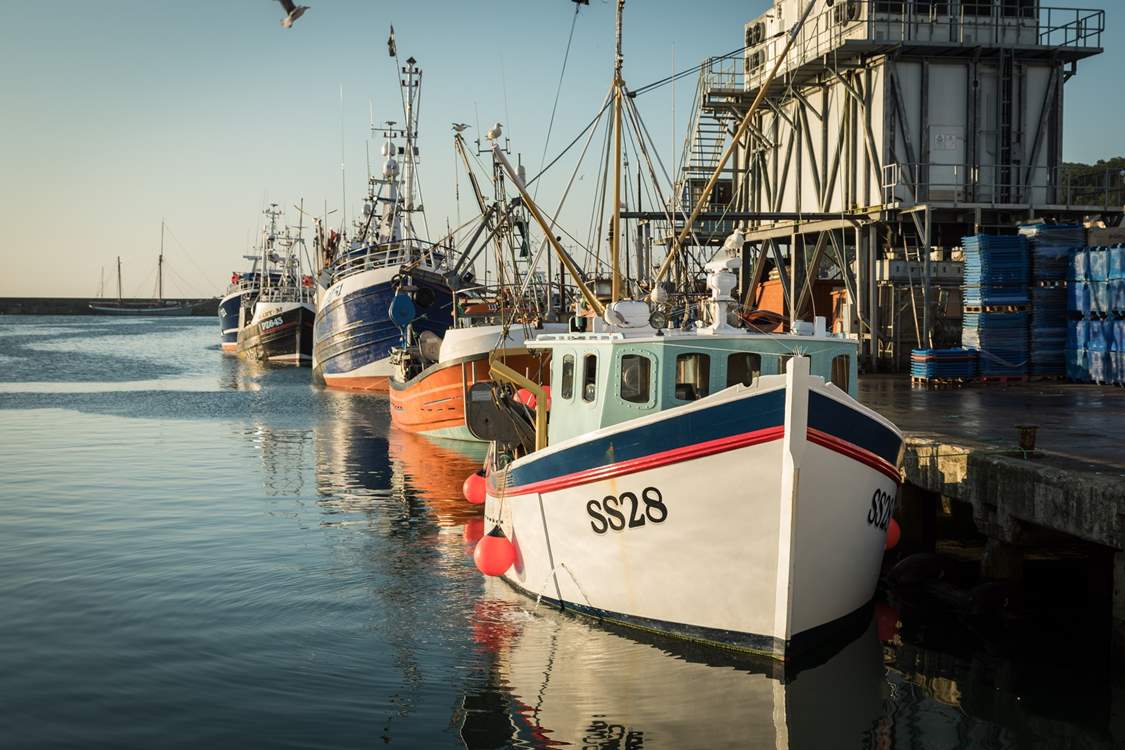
[0,316,1118,749]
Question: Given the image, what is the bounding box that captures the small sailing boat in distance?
[89,221,196,316]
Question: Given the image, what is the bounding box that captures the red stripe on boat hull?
[806,428,901,484]
[493,425,901,496]
[496,426,785,496]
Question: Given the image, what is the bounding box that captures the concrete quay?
[859,377,1125,660]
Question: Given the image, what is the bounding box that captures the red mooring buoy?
[462,469,486,505]
[462,517,484,546]
[474,526,516,576]
[885,518,901,551]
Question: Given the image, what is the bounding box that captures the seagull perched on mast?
[451,123,470,133]
[277,0,309,28]
[485,122,503,141]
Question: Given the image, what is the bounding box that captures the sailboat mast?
[117,257,123,302]
[610,0,625,303]
[158,220,164,302]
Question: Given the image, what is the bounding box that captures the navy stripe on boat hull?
[503,387,902,491]
[807,391,900,468]
[506,389,787,490]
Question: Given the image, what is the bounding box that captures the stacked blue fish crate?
[1067,245,1125,384]
[909,348,978,387]
[1021,224,1083,378]
[961,235,1030,380]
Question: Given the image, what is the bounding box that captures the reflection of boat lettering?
[583,721,643,748]
[587,487,667,534]
[260,316,285,331]
[867,488,895,530]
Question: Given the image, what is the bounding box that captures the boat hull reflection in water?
[463,580,885,748]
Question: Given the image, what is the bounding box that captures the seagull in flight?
[277,0,309,28]
[451,123,470,133]
[486,122,503,141]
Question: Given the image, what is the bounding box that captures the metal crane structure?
[665,0,1117,371]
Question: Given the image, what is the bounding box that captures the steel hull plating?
[313,267,454,391]
[482,369,903,660]
[236,302,315,364]
[218,291,244,354]
[389,351,549,441]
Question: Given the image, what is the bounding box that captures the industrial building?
[670,0,1119,371]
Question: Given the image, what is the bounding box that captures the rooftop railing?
[883,162,1125,210]
[743,2,1104,90]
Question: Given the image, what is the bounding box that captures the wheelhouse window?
[619,354,652,404]
[560,354,575,400]
[779,354,793,374]
[727,353,761,387]
[582,354,598,402]
[831,354,850,392]
[675,353,710,401]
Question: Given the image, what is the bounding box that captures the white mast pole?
[158,220,164,302]
[402,59,419,243]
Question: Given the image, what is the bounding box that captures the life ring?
[231,272,240,284]
[301,275,314,288]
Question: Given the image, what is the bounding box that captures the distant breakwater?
[0,298,218,316]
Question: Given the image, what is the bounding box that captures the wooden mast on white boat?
[650,0,830,307]
[610,0,624,303]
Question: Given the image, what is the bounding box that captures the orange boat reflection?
[388,426,487,528]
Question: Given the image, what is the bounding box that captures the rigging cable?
[533,2,582,202]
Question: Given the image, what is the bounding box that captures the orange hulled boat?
[388,321,562,441]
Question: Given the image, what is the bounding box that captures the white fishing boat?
[465,0,902,660]
[235,204,316,365]
[475,257,903,660]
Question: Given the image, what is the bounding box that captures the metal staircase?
[666,57,743,245]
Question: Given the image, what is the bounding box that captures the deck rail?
[326,240,448,286]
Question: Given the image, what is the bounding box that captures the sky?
[1,0,1121,298]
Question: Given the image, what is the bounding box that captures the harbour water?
[0,316,1119,749]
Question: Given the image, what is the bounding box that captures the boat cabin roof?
[531,329,858,446]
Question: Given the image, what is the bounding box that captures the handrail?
[882,162,1125,210]
[326,240,448,286]
[489,356,548,451]
[742,2,1104,94]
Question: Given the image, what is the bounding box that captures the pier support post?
[897,483,938,555]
